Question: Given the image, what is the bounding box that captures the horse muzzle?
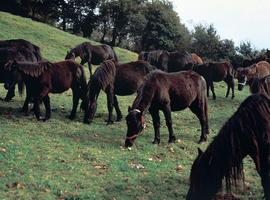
[238,83,244,91]
[124,138,135,147]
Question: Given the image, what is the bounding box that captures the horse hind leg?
[88,62,92,77]
[225,76,235,99]
[189,98,209,143]
[162,104,176,143]
[259,156,270,200]
[69,85,80,120]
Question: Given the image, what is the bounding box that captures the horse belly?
[170,95,192,111]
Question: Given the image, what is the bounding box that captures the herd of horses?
[0,39,270,199]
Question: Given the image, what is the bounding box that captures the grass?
[0,11,264,199]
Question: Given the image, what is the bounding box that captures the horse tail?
[76,64,87,99]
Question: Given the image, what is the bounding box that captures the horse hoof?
[198,137,207,144]
[152,139,160,144]
[83,119,92,124]
[68,115,75,120]
[168,136,176,143]
[231,96,235,99]
[116,115,122,122]
[106,121,113,125]
[4,97,12,102]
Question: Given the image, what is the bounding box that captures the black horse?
[0,39,42,101]
[83,60,155,124]
[65,42,118,76]
[138,50,193,72]
[187,94,270,200]
[125,70,209,147]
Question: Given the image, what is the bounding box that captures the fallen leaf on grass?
[0,147,7,153]
[93,164,107,170]
[130,163,145,169]
[176,164,183,172]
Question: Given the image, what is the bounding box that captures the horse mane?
[71,42,91,57]
[15,61,51,77]
[207,94,270,192]
[90,60,116,91]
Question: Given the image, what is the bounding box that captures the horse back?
[146,71,206,110]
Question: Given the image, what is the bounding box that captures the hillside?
[0,11,137,62]
[0,12,263,200]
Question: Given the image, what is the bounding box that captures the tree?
[236,41,259,58]
[191,24,221,60]
[140,0,187,51]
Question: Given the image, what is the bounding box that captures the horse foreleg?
[162,105,176,143]
[105,87,114,125]
[149,107,161,144]
[113,95,122,121]
[69,86,80,120]
[189,99,209,143]
[4,85,15,102]
[33,97,41,121]
[206,82,210,97]
[210,82,216,100]
[88,62,92,77]
[43,95,51,120]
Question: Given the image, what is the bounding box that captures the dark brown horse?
[125,70,209,147]
[0,39,42,101]
[138,50,166,70]
[158,50,194,72]
[65,42,118,76]
[4,60,87,121]
[250,75,270,96]
[83,60,155,124]
[138,50,193,72]
[187,94,270,200]
[193,62,235,99]
[191,53,203,64]
[237,61,270,91]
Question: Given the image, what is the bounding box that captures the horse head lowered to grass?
[187,94,270,200]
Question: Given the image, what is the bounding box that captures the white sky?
[171,0,270,50]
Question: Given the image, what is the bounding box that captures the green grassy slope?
[0,12,263,199]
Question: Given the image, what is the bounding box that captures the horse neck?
[132,85,155,113]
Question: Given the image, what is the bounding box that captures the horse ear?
[197,148,203,156]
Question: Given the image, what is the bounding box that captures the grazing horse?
[4,60,87,121]
[191,53,203,64]
[250,75,270,96]
[187,94,270,200]
[237,61,270,91]
[138,50,167,70]
[65,42,118,76]
[158,50,194,72]
[0,39,42,101]
[125,70,209,147]
[193,62,235,99]
[83,60,155,124]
